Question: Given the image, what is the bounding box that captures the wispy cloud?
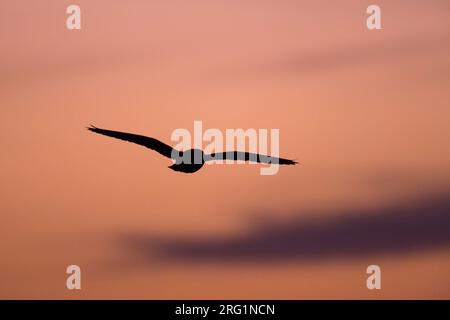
[121,191,450,264]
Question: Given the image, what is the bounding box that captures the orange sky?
[0,0,449,299]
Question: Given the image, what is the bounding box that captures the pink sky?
[0,0,449,298]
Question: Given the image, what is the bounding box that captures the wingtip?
[86,124,98,131]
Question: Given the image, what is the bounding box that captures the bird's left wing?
[87,125,174,159]
[204,151,297,165]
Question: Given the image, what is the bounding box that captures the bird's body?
[170,149,205,173]
[87,126,297,173]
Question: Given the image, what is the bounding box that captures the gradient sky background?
[0,0,449,299]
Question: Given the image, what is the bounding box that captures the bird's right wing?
[87,125,174,159]
[205,151,297,165]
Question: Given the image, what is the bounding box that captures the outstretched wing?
[87,125,174,159]
[204,151,297,165]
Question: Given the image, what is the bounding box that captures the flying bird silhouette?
[87,125,297,173]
